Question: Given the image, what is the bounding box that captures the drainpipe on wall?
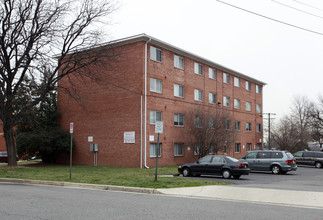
[144,37,151,168]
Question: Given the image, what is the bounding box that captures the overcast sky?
[107,0,323,120]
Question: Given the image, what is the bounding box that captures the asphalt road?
[0,182,322,220]
[180,166,323,192]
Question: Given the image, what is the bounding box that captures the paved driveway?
[179,166,323,192]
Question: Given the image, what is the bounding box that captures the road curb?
[0,178,162,194]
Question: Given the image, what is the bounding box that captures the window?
[246,143,252,151]
[195,116,203,128]
[256,104,261,113]
[174,113,184,126]
[150,110,162,124]
[194,62,203,75]
[209,68,216,79]
[235,143,241,153]
[150,143,161,157]
[174,143,184,156]
[194,145,201,155]
[223,145,227,153]
[234,77,240,87]
[246,122,252,131]
[224,120,231,130]
[246,81,251,91]
[223,73,230,83]
[256,124,261,132]
[194,89,203,101]
[209,93,216,104]
[235,121,240,131]
[223,96,230,107]
[209,145,216,154]
[150,78,162,93]
[174,84,184,98]
[246,101,251,111]
[234,99,240,109]
[209,117,217,128]
[150,46,162,62]
[256,85,261,94]
[174,55,184,69]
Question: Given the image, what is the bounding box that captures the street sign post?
[155,121,163,181]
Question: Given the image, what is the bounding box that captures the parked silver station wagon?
[240,150,297,174]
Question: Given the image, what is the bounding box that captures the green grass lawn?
[0,162,230,188]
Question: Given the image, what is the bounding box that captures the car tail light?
[238,164,245,168]
[286,160,294,164]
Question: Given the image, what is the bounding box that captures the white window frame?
[150,46,162,62]
[174,55,184,69]
[223,73,230,83]
[246,101,251,111]
[235,121,241,131]
[247,143,252,151]
[194,62,203,75]
[234,98,240,109]
[234,77,240,87]
[256,85,261,94]
[174,84,184,98]
[246,81,251,91]
[174,143,184,156]
[195,116,203,128]
[209,68,216,80]
[194,145,201,155]
[150,78,162,93]
[225,120,231,130]
[235,143,241,153]
[209,92,216,104]
[223,96,230,107]
[256,124,261,132]
[256,104,261,113]
[246,122,252,132]
[194,89,203,101]
[174,113,184,126]
[150,143,161,157]
[150,110,162,124]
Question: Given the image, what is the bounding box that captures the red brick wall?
[57,39,263,167]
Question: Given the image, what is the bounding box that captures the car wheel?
[222,169,231,179]
[233,175,241,179]
[315,162,322,168]
[271,165,281,174]
[182,168,191,177]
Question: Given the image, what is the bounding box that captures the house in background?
[57,34,265,168]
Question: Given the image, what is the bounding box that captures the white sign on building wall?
[124,131,135,143]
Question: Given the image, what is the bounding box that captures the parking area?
[179,166,323,192]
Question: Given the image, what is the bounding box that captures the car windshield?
[226,156,239,162]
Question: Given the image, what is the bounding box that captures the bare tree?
[184,107,236,158]
[271,116,301,152]
[309,95,323,151]
[0,0,116,166]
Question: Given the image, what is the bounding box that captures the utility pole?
[263,113,276,149]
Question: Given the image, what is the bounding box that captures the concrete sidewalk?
[157,185,323,209]
[1,178,323,209]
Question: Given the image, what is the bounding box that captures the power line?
[270,0,323,20]
[216,0,323,36]
[292,0,323,11]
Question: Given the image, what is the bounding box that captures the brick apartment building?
[57,34,265,168]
